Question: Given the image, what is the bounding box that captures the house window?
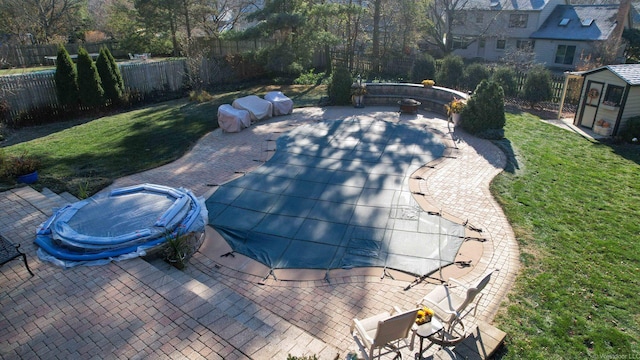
[555,45,576,65]
[452,36,473,49]
[476,13,484,24]
[516,40,535,49]
[509,14,528,28]
[496,39,506,49]
[453,12,466,25]
[603,85,624,106]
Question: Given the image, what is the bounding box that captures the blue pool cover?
[206,118,466,276]
[36,184,206,267]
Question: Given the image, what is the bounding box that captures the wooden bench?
[0,234,34,276]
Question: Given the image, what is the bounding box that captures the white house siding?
[620,87,640,132]
[452,10,544,61]
[533,40,591,70]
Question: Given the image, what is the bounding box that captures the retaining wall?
[363,83,468,116]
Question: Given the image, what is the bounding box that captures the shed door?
[580,81,604,128]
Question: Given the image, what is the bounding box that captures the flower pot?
[17,171,38,184]
[451,113,462,125]
[352,95,365,108]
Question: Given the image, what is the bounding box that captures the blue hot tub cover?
[35,183,206,267]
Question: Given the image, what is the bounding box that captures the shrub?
[436,55,464,89]
[96,47,124,105]
[3,152,40,177]
[410,54,436,83]
[619,116,640,143]
[521,65,552,107]
[461,80,506,135]
[463,63,491,92]
[96,47,123,105]
[54,45,79,107]
[189,90,214,103]
[77,47,105,107]
[491,66,518,98]
[294,69,326,85]
[328,66,353,105]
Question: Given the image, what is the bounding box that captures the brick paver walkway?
[0,106,519,359]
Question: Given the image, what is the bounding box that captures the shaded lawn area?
[492,112,640,359]
[1,84,326,196]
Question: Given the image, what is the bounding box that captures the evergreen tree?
[410,54,437,83]
[521,65,552,108]
[54,45,79,107]
[77,47,105,107]
[104,46,124,95]
[461,80,506,135]
[328,67,353,106]
[491,67,518,98]
[96,47,123,105]
[463,63,491,92]
[236,0,340,76]
[436,55,464,89]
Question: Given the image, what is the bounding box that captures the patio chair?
[350,306,419,360]
[417,270,495,337]
[0,234,34,276]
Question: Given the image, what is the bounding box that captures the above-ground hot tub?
[35,183,206,267]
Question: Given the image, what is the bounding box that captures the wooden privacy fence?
[1,59,196,121]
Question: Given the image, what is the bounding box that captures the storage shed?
[573,64,640,137]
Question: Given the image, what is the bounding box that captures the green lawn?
[492,112,640,359]
[1,84,326,196]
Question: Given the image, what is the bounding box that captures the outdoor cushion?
[264,91,293,116]
[218,104,251,133]
[232,95,273,122]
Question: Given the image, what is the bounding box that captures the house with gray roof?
[530,4,627,70]
[449,0,633,70]
[573,64,640,136]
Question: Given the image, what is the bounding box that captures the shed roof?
[530,4,619,40]
[577,64,640,86]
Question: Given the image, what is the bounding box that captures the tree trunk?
[372,0,382,74]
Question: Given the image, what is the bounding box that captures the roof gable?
[530,4,619,40]
[581,64,640,85]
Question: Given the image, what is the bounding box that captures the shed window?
[496,39,506,49]
[603,85,624,106]
[555,45,576,65]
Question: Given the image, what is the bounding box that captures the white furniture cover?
[217,104,251,133]
[264,91,293,116]
[232,95,273,122]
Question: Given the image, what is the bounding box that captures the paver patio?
[0,106,519,359]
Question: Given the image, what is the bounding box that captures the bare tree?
[0,0,85,44]
[190,0,257,37]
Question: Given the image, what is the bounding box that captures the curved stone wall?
[363,83,468,116]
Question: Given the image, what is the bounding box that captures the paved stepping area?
[1,106,517,359]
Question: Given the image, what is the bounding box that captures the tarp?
[206,118,465,276]
[232,95,273,122]
[35,184,206,267]
[264,91,293,116]
[218,104,251,133]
